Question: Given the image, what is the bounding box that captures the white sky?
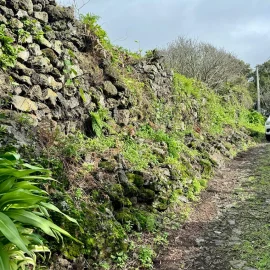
[59,0,270,67]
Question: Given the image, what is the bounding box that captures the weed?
[90,107,112,137]
[0,24,19,70]
[138,246,156,269]
[111,251,128,268]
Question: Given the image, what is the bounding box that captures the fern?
[90,108,111,137]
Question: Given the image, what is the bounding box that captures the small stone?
[12,96,37,112]
[178,195,188,203]
[19,0,34,14]
[9,0,20,11]
[69,65,83,79]
[52,40,62,55]
[103,81,118,96]
[9,18,23,29]
[83,93,91,106]
[16,9,29,19]
[41,48,58,65]
[13,87,22,95]
[228,219,236,225]
[31,72,48,86]
[17,48,30,61]
[195,238,205,246]
[69,97,79,109]
[45,30,56,41]
[44,88,57,106]
[0,14,7,24]
[30,56,53,73]
[33,4,42,11]
[229,260,246,269]
[114,109,130,126]
[18,75,32,85]
[153,148,167,158]
[29,85,43,99]
[56,92,68,109]
[159,168,171,177]
[36,36,51,48]
[214,240,224,246]
[34,11,48,23]
[23,35,33,44]
[230,236,240,241]
[0,6,14,18]
[45,5,74,22]
[28,43,42,56]
[15,62,34,76]
[32,0,49,8]
[47,76,62,91]
[36,102,51,119]
[106,98,119,109]
[232,228,242,235]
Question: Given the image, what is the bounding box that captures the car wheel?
[266,134,270,141]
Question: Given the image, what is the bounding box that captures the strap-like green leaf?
[0,212,30,255]
[0,190,47,209]
[0,243,10,270]
[41,202,80,226]
[6,210,82,244]
[12,181,41,192]
[0,177,15,193]
[5,209,56,239]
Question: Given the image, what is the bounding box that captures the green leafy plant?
[0,151,81,269]
[80,13,109,48]
[110,251,128,268]
[138,246,155,269]
[0,24,19,70]
[90,108,111,138]
[17,29,30,44]
[63,59,78,87]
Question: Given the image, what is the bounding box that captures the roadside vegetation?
[0,5,265,270]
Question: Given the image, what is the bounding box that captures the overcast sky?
[60,0,270,67]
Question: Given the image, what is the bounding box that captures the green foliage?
[173,73,264,136]
[90,107,111,137]
[137,125,183,158]
[79,88,87,103]
[80,13,141,65]
[0,24,19,70]
[110,251,128,268]
[138,246,155,269]
[239,110,265,136]
[123,137,159,170]
[0,152,80,269]
[17,29,30,44]
[80,13,110,48]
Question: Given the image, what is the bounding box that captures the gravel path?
[154,143,270,270]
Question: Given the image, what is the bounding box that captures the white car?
[265,116,270,141]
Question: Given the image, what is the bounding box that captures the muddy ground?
[154,143,270,270]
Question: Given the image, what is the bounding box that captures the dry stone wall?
[0,0,174,145]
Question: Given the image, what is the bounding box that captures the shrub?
[161,36,251,90]
[0,151,80,269]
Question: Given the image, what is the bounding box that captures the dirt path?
[154,143,270,270]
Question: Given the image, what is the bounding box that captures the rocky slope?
[0,1,265,269]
